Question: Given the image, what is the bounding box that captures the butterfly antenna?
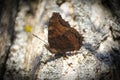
[32,34,47,44]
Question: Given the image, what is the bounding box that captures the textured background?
[0,0,120,80]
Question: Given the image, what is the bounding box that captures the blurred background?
[0,0,120,80]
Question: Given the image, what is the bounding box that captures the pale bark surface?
[0,0,120,80]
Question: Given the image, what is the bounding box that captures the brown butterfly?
[45,12,83,54]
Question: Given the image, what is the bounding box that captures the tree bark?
[0,0,120,80]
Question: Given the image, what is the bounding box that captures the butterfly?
[45,12,83,54]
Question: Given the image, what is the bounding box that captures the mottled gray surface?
[0,0,120,80]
